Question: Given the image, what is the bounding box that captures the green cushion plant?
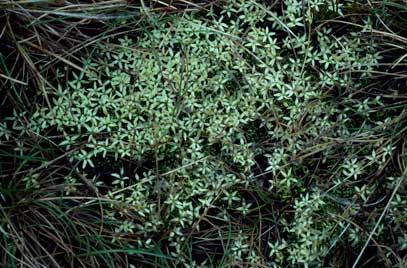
[19,0,404,267]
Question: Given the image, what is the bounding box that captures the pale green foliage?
[24,0,392,266]
[0,122,11,141]
[22,172,40,189]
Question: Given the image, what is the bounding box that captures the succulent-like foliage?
[21,0,406,267]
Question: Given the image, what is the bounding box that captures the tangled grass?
[1,0,407,267]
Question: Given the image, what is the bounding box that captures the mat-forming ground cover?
[1,0,406,267]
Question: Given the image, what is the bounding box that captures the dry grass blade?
[0,73,27,85]
[352,171,406,268]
